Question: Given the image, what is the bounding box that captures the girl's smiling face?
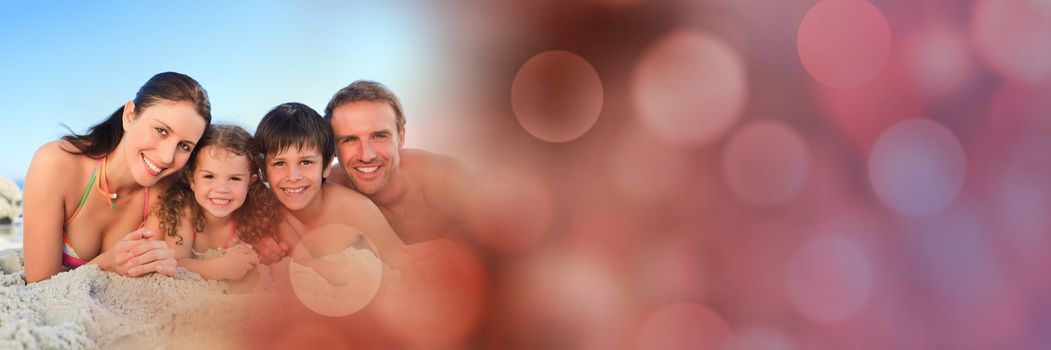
[190,145,254,219]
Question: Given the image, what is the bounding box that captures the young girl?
[150,124,279,281]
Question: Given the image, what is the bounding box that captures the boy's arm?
[345,196,408,268]
[253,218,297,264]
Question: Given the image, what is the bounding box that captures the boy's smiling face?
[264,145,331,212]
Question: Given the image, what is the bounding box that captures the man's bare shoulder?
[399,149,476,217]
[400,148,469,177]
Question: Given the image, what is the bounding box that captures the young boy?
[253,102,408,270]
[253,102,484,348]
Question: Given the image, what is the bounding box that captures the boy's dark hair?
[255,102,335,168]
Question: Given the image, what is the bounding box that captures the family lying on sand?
[21,72,480,291]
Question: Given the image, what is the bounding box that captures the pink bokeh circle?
[786,235,873,323]
[633,30,747,147]
[511,50,604,143]
[971,0,1051,82]
[797,0,892,89]
[636,302,732,350]
[722,120,810,208]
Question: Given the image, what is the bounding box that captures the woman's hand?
[105,228,177,277]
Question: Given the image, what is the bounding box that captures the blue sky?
[0,1,455,183]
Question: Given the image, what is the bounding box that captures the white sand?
[0,248,289,349]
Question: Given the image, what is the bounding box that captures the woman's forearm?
[86,249,117,273]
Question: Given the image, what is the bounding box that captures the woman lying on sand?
[21,72,211,283]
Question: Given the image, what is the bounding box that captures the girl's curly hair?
[155,124,280,245]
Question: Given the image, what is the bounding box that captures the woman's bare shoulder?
[33,140,83,163]
[21,141,94,217]
[27,140,91,185]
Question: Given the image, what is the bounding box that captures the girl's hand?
[217,246,260,281]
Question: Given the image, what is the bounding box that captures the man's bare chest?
[378,194,455,244]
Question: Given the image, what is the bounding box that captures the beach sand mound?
[0,248,286,349]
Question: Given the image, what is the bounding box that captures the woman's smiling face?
[121,100,208,187]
